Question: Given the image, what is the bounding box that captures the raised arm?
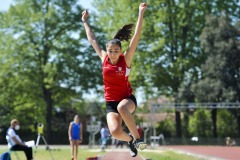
[82,10,106,61]
[124,3,147,67]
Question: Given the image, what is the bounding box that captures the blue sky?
[0,0,94,11]
[0,0,13,11]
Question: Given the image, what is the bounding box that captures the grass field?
[140,149,203,160]
[0,146,203,160]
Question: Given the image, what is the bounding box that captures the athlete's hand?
[139,3,147,13]
[82,10,89,22]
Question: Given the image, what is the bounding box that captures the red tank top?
[102,54,133,101]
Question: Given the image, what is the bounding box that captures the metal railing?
[151,102,240,109]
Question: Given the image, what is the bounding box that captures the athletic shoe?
[134,139,147,150]
[128,135,138,157]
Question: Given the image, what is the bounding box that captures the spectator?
[116,140,123,148]
[225,137,236,146]
[100,124,111,151]
[6,119,33,160]
[137,125,143,139]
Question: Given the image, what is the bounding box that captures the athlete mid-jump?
[82,2,147,157]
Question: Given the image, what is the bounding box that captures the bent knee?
[110,128,122,138]
[117,105,129,114]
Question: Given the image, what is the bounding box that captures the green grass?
[0,146,203,160]
[139,150,203,160]
[0,147,104,160]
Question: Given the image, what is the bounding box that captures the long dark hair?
[106,23,134,48]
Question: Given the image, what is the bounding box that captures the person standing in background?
[100,124,111,151]
[137,125,143,139]
[68,115,83,160]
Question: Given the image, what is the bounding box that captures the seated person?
[6,119,33,160]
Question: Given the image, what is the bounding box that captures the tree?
[0,0,104,142]
[156,119,175,138]
[91,0,240,138]
[192,14,240,136]
[217,109,238,137]
[189,108,212,137]
[147,0,208,138]
[176,0,240,137]
[91,0,208,138]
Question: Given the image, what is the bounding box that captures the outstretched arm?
[124,3,147,67]
[82,10,106,61]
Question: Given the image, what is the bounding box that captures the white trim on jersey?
[126,67,131,77]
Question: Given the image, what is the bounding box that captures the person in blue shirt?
[68,115,82,160]
[100,124,111,151]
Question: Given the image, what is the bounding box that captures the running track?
[102,150,142,160]
[102,146,240,160]
[162,146,240,160]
